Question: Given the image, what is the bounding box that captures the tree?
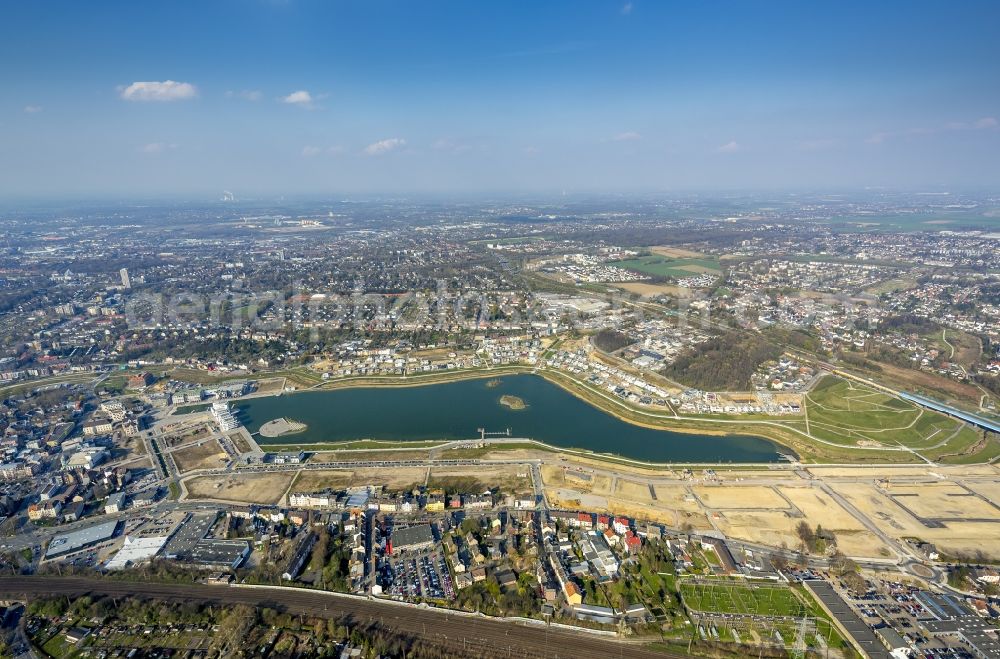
[795,521,815,552]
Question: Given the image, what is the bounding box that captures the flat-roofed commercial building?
[45,520,120,559]
[391,524,435,552]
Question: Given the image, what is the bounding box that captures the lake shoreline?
[235,372,789,463]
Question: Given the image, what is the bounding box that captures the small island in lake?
[259,417,308,437]
[499,394,527,410]
[485,378,502,388]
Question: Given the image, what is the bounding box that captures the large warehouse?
[45,520,121,559]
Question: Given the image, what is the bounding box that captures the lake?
[237,374,789,463]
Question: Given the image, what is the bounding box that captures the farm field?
[611,255,721,279]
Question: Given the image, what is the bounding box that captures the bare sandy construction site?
[693,485,790,510]
[829,481,1000,559]
[171,439,228,473]
[185,471,295,505]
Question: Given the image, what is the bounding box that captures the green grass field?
[805,376,972,451]
[611,255,721,279]
[680,581,805,617]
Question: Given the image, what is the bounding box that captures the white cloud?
[281,90,315,107]
[716,140,741,153]
[227,89,262,101]
[23,105,42,114]
[974,116,998,129]
[301,145,322,157]
[364,137,406,155]
[327,145,347,155]
[621,2,633,15]
[523,145,540,155]
[140,142,177,154]
[120,80,197,102]
[612,131,641,142]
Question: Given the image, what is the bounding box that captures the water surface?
[238,374,787,463]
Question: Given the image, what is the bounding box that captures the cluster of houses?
[26,466,132,523]
[548,348,671,406]
[289,486,535,515]
[81,398,146,438]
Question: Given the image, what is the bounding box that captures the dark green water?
[237,374,788,463]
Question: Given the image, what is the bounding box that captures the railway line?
[0,576,679,659]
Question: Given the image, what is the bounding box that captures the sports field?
[611,255,721,279]
[804,376,975,452]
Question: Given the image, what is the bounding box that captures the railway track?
[0,576,680,659]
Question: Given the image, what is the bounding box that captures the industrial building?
[44,520,121,559]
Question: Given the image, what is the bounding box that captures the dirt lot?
[292,467,428,493]
[778,486,865,530]
[777,486,893,557]
[886,483,1000,519]
[254,378,286,395]
[541,465,613,496]
[693,485,790,510]
[607,499,709,529]
[651,484,705,515]
[712,510,801,549]
[544,472,708,529]
[966,481,1000,505]
[829,482,1000,559]
[171,439,228,473]
[614,479,657,502]
[185,472,295,504]
[429,465,533,495]
[548,488,609,511]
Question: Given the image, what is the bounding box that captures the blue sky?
[1,0,998,197]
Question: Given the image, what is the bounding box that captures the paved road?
[0,576,677,659]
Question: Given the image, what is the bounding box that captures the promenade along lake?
[237,374,788,463]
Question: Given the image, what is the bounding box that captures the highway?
[0,576,678,659]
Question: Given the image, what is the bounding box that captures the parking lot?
[379,551,454,601]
